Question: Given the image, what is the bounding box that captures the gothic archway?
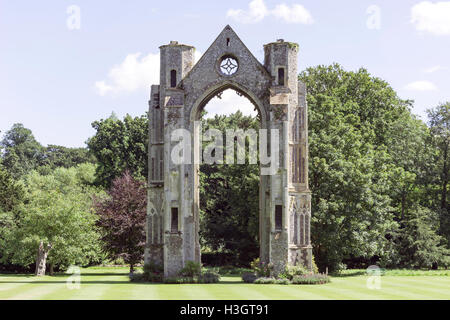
[145,25,312,277]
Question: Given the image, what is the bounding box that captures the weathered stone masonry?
[145,26,312,277]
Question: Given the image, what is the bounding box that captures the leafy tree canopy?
[199,111,260,266]
[299,64,446,270]
[0,124,43,179]
[1,164,103,273]
[87,114,148,188]
[94,171,147,273]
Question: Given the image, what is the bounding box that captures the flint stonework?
[145,26,312,277]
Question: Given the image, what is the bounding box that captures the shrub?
[250,258,273,277]
[275,278,290,285]
[242,272,258,283]
[280,264,309,280]
[216,266,252,275]
[141,262,164,282]
[311,256,319,274]
[144,262,163,274]
[291,274,331,285]
[129,272,145,282]
[198,271,220,283]
[254,277,276,284]
[163,277,196,284]
[179,261,202,277]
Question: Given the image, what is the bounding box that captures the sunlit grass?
[0,267,448,300]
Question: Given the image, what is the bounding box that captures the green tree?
[37,145,96,175]
[427,103,449,242]
[87,113,148,188]
[299,64,431,271]
[0,124,43,179]
[199,111,260,265]
[0,165,25,264]
[0,164,24,212]
[1,164,103,275]
[397,206,449,269]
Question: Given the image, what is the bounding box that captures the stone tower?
[145,26,312,277]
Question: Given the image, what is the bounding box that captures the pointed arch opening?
[194,84,264,266]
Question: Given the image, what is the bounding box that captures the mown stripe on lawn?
[38,274,121,300]
[101,280,161,300]
[1,272,449,300]
[393,276,450,290]
[0,277,34,297]
[379,277,450,299]
[129,283,163,300]
[3,280,65,300]
[254,284,334,300]
[214,284,275,300]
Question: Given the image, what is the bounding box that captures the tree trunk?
[35,241,52,276]
[130,264,134,274]
[49,263,54,276]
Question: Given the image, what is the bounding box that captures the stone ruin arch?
[145,25,312,277]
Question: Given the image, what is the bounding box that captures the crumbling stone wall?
[145,26,312,277]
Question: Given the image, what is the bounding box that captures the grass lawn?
[0,267,449,300]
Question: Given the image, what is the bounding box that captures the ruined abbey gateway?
[145,26,312,277]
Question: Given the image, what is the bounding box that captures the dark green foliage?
[254,277,276,284]
[279,265,309,280]
[0,165,24,212]
[291,274,331,285]
[299,64,448,271]
[199,111,260,266]
[129,272,146,282]
[250,258,273,277]
[0,124,94,179]
[143,262,164,282]
[198,271,221,283]
[0,165,25,267]
[151,270,220,284]
[163,276,197,284]
[397,206,449,269]
[87,113,148,188]
[275,278,290,285]
[201,252,236,266]
[0,124,43,179]
[130,262,164,283]
[427,103,449,243]
[37,145,95,175]
[179,261,202,277]
[212,265,252,275]
[130,263,220,284]
[251,274,330,285]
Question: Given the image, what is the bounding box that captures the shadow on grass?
[0,275,244,285]
[0,273,129,278]
[0,280,246,285]
[0,280,159,285]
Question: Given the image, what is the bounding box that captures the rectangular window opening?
[278,68,285,86]
[151,158,155,181]
[275,205,283,231]
[170,70,177,88]
[171,207,179,233]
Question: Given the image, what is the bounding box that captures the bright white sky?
[1,0,449,147]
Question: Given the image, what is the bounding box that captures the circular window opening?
[219,55,239,76]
